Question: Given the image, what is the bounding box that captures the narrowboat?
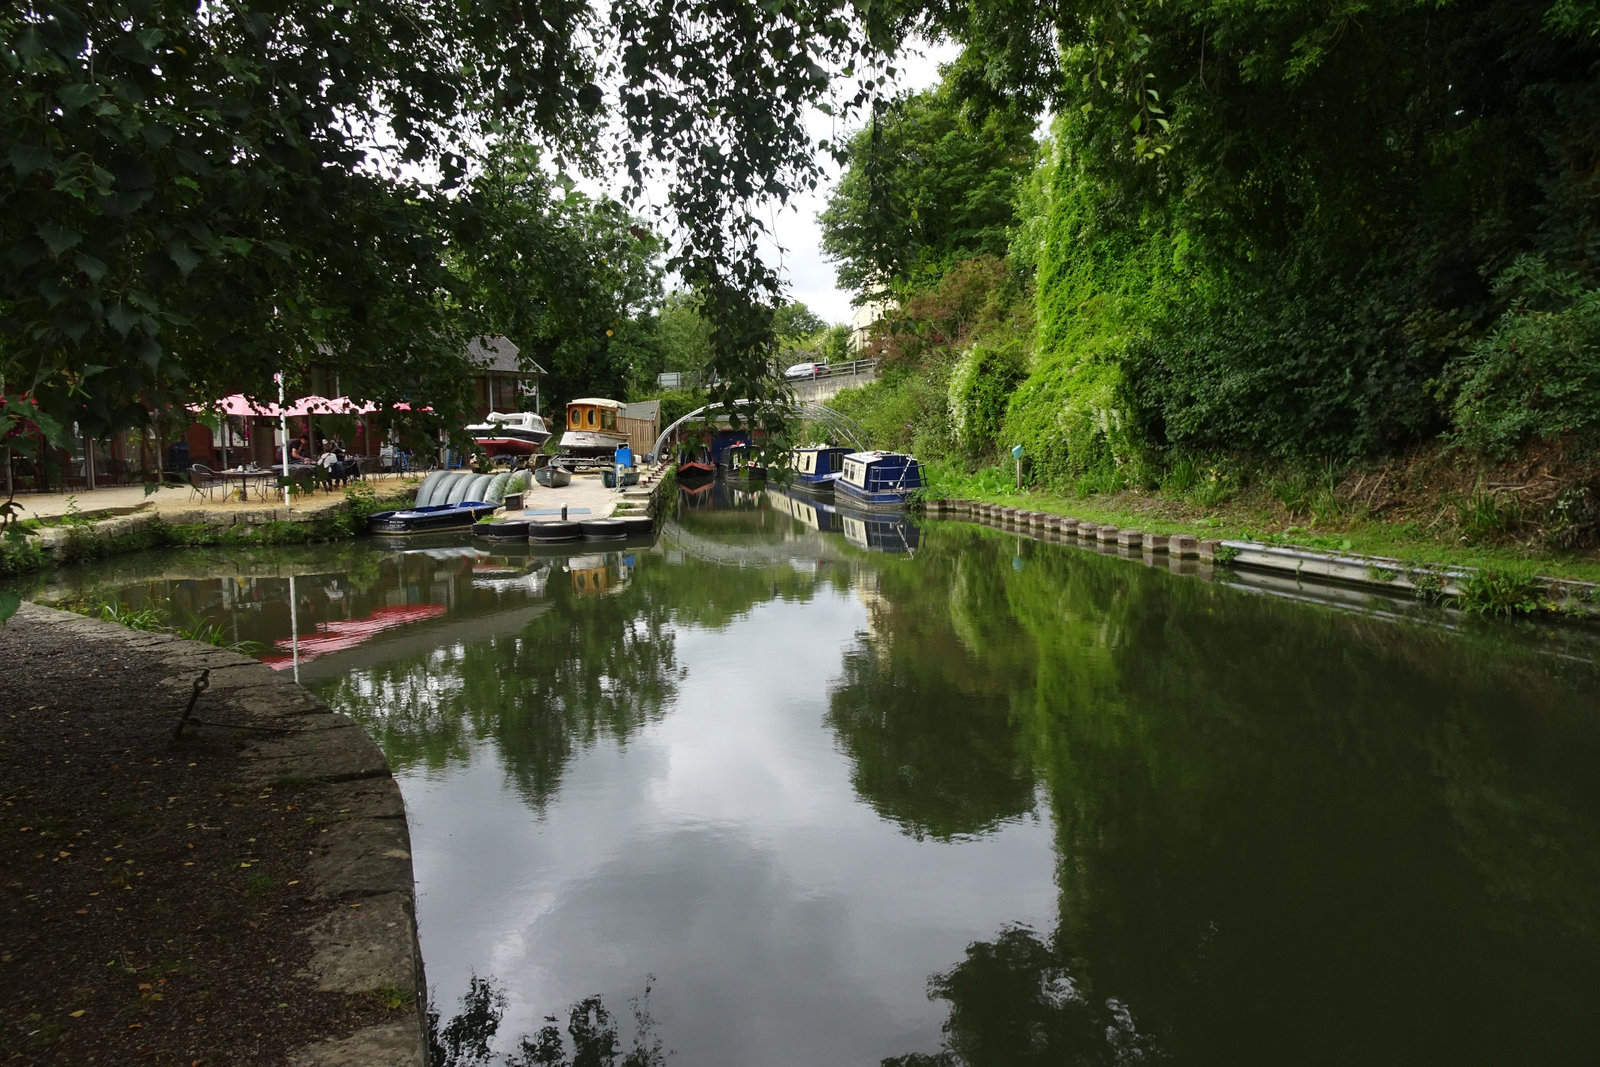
[833,451,924,511]
[719,443,766,485]
[678,445,715,479]
[784,444,851,495]
[466,411,551,457]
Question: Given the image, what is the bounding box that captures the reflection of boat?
[835,451,924,511]
[839,507,921,554]
[678,479,717,508]
[784,445,850,495]
[566,552,633,597]
[369,501,499,534]
[765,486,844,532]
[471,563,551,595]
[466,411,551,456]
[556,398,629,466]
[261,603,448,668]
[535,466,572,488]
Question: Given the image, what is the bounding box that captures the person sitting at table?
[288,436,310,465]
[317,442,348,488]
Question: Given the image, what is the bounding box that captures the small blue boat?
[786,445,851,495]
[369,501,498,534]
[834,451,924,511]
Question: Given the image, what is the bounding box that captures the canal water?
[28,485,1600,1065]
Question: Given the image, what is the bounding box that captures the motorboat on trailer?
[466,411,551,456]
[833,450,924,511]
[783,444,851,495]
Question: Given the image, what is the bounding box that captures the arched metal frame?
[648,400,869,461]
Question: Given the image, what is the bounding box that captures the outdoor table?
[217,468,279,501]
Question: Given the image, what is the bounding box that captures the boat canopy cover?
[415,470,465,508]
[485,471,511,503]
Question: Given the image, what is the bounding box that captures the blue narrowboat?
[785,444,852,495]
[834,451,924,510]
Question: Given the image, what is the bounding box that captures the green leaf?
[168,241,202,275]
[36,223,82,256]
[8,144,54,177]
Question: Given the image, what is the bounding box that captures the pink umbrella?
[192,395,282,417]
[281,395,380,417]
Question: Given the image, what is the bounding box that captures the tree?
[2,0,920,462]
[452,145,664,414]
[819,51,1038,301]
[773,301,827,340]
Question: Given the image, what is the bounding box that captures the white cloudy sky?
[757,38,960,326]
[574,37,960,327]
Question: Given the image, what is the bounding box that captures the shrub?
[947,337,1027,461]
[1444,256,1600,456]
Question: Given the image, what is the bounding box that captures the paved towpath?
[8,467,642,523]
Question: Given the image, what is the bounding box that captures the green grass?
[926,463,1600,585]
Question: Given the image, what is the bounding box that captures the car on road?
[784,362,829,380]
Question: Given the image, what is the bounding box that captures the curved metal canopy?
[647,400,869,460]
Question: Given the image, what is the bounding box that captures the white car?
[784,362,828,379]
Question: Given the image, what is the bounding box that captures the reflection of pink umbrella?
[260,603,448,668]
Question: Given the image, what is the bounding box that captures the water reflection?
[429,974,666,1067]
[26,499,1600,1063]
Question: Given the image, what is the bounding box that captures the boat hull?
[471,435,546,454]
[368,501,498,534]
[832,482,917,511]
[558,429,630,456]
[535,467,572,488]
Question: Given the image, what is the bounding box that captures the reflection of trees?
[325,584,680,811]
[428,973,666,1067]
[883,926,1166,1067]
[826,527,1037,841]
[857,523,1600,1062]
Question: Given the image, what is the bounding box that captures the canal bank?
[0,602,428,1066]
[926,497,1600,619]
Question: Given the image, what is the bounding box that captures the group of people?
[288,436,362,488]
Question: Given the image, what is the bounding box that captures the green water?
[30,491,1600,1065]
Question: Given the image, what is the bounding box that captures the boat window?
[799,452,815,474]
[601,409,616,430]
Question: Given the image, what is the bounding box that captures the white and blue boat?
[834,450,924,511]
[368,469,507,534]
[785,444,852,496]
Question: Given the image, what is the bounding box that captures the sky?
[758,38,960,327]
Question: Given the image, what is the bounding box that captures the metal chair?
[188,463,221,502]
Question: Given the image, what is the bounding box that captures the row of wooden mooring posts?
[922,499,1223,561]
